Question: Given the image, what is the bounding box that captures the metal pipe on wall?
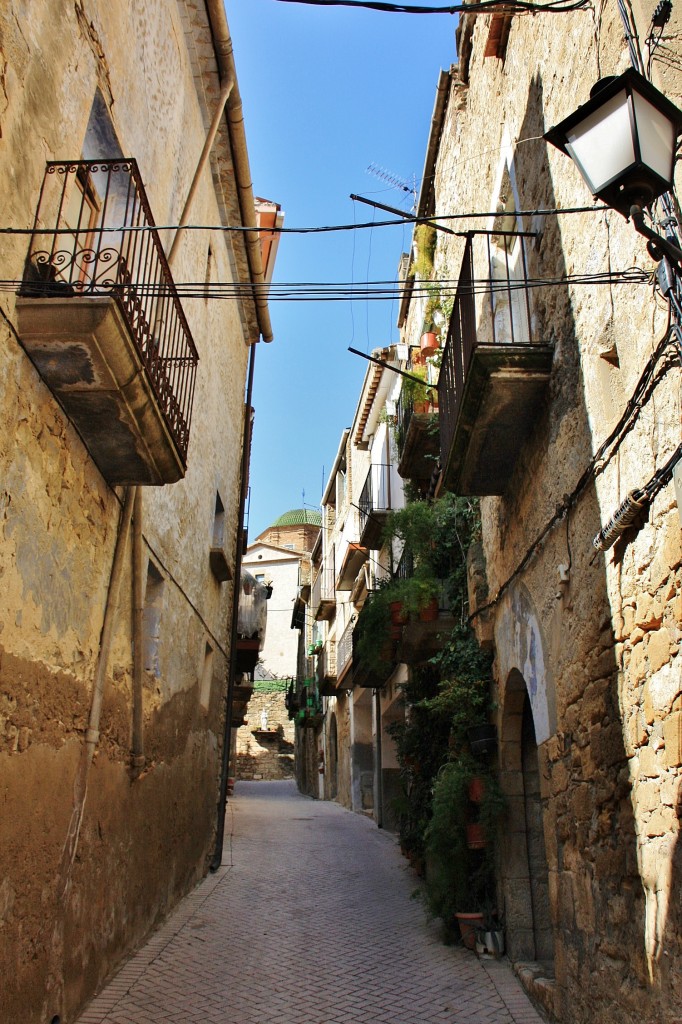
[59,486,135,889]
[375,687,384,829]
[211,340,257,870]
[167,76,234,268]
[204,0,273,343]
[131,486,145,772]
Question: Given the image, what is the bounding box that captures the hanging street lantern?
[544,67,682,218]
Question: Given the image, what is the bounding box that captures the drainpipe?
[59,486,135,886]
[167,75,234,268]
[375,687,384,829]
[131,486,145,773]
[204,0,274,344]
[211,340,256,870]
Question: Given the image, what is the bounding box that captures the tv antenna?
[366,163,416,208]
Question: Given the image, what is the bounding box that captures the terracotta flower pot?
[468,776,485,804]
[390,600,408,625]
[466,822,486,849]
[420,331,438,356]
[418,597,439,622]
[454,912,484,950]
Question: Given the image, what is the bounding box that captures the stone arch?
[495,582,555,743]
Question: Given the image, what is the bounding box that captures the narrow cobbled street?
[77,781,546,1024]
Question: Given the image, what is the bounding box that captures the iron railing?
[311,566,335,614]
[317,639,337,682]
[336,617,354,678]
[438,230,534,479]
[21,160,198,463]
[395,387,413,457]
[358,463,392,536]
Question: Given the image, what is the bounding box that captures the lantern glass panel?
[565,89,633,193]
[632,89,676,183]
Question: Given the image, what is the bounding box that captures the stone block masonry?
[235,687,295,780]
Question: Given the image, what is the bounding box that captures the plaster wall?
[243,545,301,679]
[425,8,681,1023]
[0,3,252,1021]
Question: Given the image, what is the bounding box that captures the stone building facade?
[238,511,320,783]
[0,3,271,1022]
[397,4,681,1022]
[298,358,407,819]
[235,687,295,781]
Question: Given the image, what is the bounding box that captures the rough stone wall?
[296,722,323,798]
[235,691,295,780]
[422,7,681,1024]
[0,3,250,1022]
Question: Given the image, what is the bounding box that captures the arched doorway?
[500,669,554,966]
[521,692,553,961]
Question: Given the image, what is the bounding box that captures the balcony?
[396,389,439,482]
[336,617,354,688]
[317,639,338,696]
[438,232,553,495]
[16,160,198,486]
[299,559,312,602]
[312,567,336,621]
[337,543,368,590]
[358,463,394,549]
[399,579,456,664]
[352,594,398,688]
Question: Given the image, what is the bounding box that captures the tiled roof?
[271,508,322,527]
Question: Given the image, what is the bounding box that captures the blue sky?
[227,1,458,538]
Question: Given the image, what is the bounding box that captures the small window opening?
[204,244,214,300]
[199,642,214,710]
[142,563,165,676]
[213,491,225,549]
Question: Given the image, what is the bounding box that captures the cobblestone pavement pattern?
[78,780,547,1024]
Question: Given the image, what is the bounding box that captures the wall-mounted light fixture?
[545,68,682,218]
[546,69,682,545]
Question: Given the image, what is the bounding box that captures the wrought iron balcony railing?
[19,160,198,471]
[358,463,394,548]
[438,231,553,495]
[311,566,336,620]
[336,617,354,681]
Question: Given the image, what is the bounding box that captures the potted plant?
[475,904,505,957]
[401,364,433,414]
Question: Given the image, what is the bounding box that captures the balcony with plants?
[438,230,554,495]
[16,160,199,485]
[315,638,339,697]
[295,682,324,729]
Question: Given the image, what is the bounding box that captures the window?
[212,491,226,550]
[487,156,530,345]
[142,563,165,676]
[199,642,214,710]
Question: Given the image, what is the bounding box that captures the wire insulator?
[593,490,648,551]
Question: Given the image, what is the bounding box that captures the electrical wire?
[0,266,650,303]
[272,0,592,13]
[0,204,609,239]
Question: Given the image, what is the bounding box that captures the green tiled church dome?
[272,508,321,527]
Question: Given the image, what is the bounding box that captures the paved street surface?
[78,781,547,1024]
